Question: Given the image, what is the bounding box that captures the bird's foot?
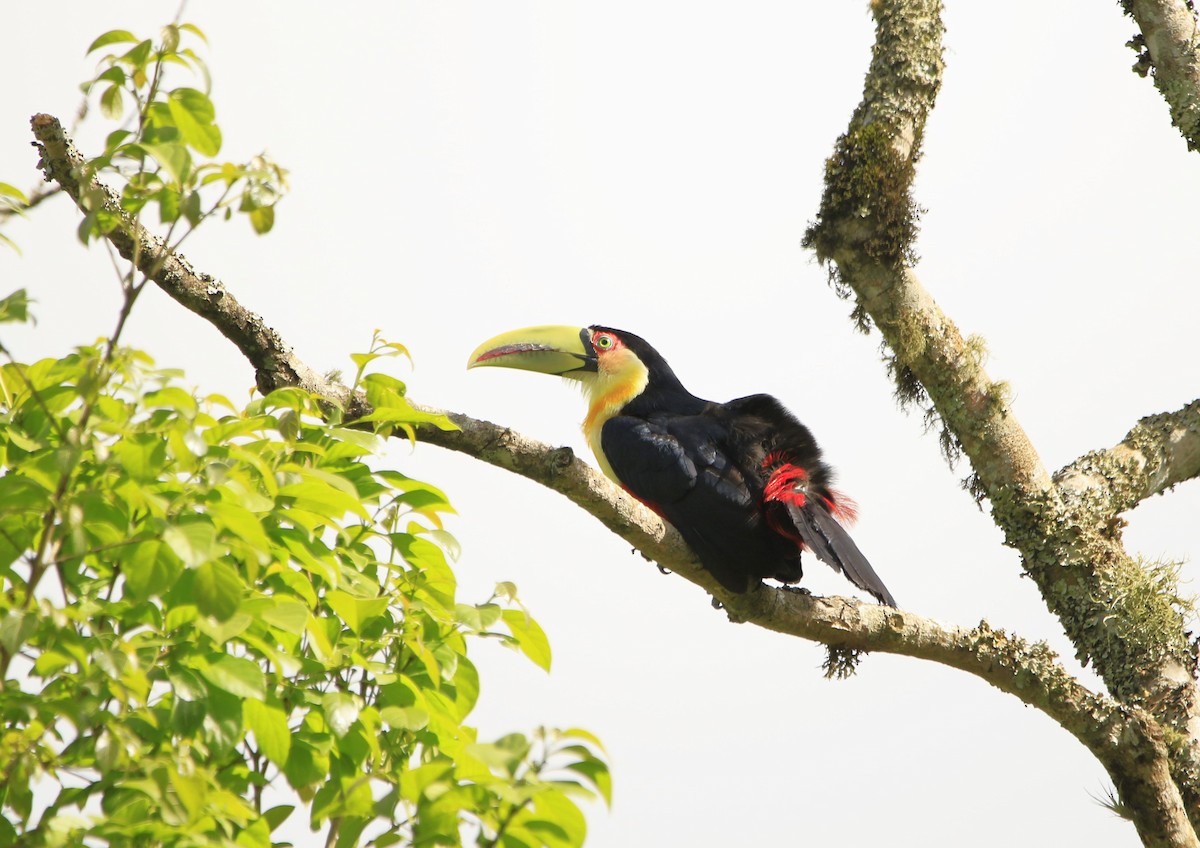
[780,585,811,596]
[657,564,672,576]
[711,596,724,610]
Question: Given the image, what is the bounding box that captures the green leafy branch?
[78,22,287,247]
[1,18,609,848]
[0,311,608,847]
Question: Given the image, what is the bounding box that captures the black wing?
[601,413,789,593]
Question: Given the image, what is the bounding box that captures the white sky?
[3,2,1199,846]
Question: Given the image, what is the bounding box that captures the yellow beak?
[467,325,597,376]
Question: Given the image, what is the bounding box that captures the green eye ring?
[595,334,614,350]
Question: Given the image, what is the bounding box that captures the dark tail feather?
[786,502,896,607]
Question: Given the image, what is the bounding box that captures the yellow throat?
[578,347,649,481]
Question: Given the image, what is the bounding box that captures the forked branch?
[801,0,1198,842]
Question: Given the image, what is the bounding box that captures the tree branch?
[1057,399,1200,513]
[799,1,1199,842]
[30,108,1199,846]
[28,114,352,413]
[1123,0,1200,152]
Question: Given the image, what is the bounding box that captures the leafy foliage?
[76,22,287,242]
[0,18,608,848]
[0,308,609,846]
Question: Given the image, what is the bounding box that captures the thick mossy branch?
[802,0,951,441]
[1058,399,1200,512]
[1121,0,1200,152]
[803,0,1197,708]
[803,123,920,278]
[803,2,1200,840]
[1003,486,1194,702]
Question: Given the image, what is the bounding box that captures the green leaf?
[93,66,128,90]
[284,739,329,789]
[278,477,368,521]
[325,590,389,635]
[263,805,294,832]
[333,817,369,848]
[124,540,183,600]
[157,186,180,223]
[167,88,222,156]
[203,688,245,755]
[0,183,29,203]
[123,39,154,72]
[503,609,552,672]
[172,697,206,737]
[0,610,35,655]
[167,666,209,701]
[160,24,181,54]
[196,654,266,700]
[322,692,360,738]
[87,29,140,54]
[0,810,17,845]
[99,85,124,120]
[112,432,168,482]
[208,499,272,557]
[0,289,32,323]
[236,818,272,848]
[244,700,292,768]
[169,769,208,822]
[138,141,192,185]
[193,560,243,621]
[560,727,607,755]
[379,705,429,731]
[529,792,586,847]
[355,404,456,432]
[255,599,309,634]
[179,22,209,45]
[182,189,202,226]
[494,581,519,601]
[249,204,274,235]
[163,520,218,567]
[196,611,251,646]
[564,759,612,807]
[312,774,373,824]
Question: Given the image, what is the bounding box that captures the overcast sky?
[3,2,1199,845]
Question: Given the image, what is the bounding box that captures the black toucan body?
[468,325,896,606]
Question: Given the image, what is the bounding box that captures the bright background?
[3,2,1198,845]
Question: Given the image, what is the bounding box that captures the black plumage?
[593,327,895,606]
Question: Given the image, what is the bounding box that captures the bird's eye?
[594,334,614,350]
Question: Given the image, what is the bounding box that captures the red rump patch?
[824,489,859,525]
[760,451,789,472]
[763,463,860,526]
[763,463,809,507]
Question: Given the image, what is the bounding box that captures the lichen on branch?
[1121,0,1200,152]
[797,0,1200,842]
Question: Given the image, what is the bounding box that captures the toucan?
[467,325,896,607]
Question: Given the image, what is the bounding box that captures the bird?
[467,324,896,606]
